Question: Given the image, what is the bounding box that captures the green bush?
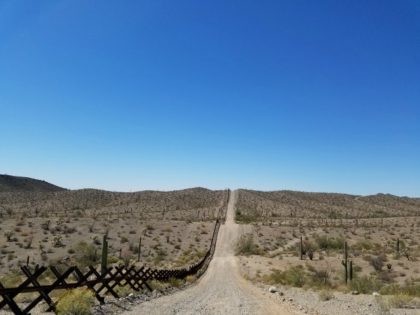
[380,282,420,297]
[148,280,170,291]
[353,240,378,251]
[350,275,382,294]
[114,285,133,297]
[235,234,261,256]
[56,288,94,315]
[385,294,414,308]
[235,211,258,223]
[263,266,306,287]
[314,235,344,251]
[73,242,99,268]
[168,277,183,288]
[0,270,22,287]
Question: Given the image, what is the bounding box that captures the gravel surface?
[258,284,420,315]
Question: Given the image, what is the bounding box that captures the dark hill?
[0,174,65,192]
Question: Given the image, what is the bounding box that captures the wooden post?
[396,238,400,257]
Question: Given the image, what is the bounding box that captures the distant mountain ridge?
[0,174,66,192]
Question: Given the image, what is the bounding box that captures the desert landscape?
[235,189,420,313]
[1,177,420,314]
[0,175,228,280]
[3,1,419,314]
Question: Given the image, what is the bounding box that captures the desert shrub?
[385,294,414,308]
[235,234,261,256]
[318,289,334,301]
[115,285,133,297]
[306,265,331,287]
[73,242,99,268]
[353,240,376,251]
[380,282,420,297]
[235,211,258,223]
[168,277,183,288]
[370,255,386,272]
[350,275,382,294]
[153,249,167,265]
[174,249,205,267]
[56,288,94,315]
[148,280,170,291]
[263,266,306,287]
[314,235,344,251]
[185,275,197,283]
[0,270,22,287]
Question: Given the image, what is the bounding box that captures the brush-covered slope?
[0,186,227,221]
[236,189,420,220]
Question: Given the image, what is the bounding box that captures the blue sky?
[1,1,419,196]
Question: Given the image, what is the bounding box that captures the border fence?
[0,190,229,315]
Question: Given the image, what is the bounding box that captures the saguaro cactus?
[101,234,108,275]
[341,241,350,283]
[137,237,142,262]
[299,236,304,260]
[396,238,400,257]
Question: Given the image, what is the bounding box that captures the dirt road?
[125,190,296,315]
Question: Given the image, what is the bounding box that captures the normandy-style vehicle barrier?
[0,193,229,315]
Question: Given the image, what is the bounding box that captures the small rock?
[372,292,380,296]
[269,286,278,293]
[288,298,293,302]
[351,290,359,295]
[278,291,284,296]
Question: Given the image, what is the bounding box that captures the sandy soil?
[124,190,299,315]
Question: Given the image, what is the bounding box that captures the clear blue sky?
[1,1,419,196]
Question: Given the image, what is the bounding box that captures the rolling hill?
[0,174,65,193]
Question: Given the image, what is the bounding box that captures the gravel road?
[124,190,297,315]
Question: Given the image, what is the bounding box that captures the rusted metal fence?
[0,193,228,315]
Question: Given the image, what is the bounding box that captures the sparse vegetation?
[56,288,94,315]
[0,181,228,277]
[235,234,262,256]
[236,189,420,307]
